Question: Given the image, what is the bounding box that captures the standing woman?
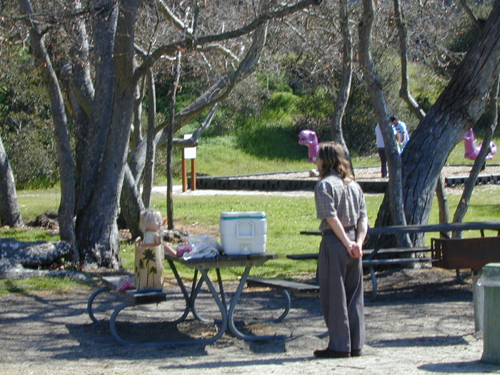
[313,141,369,359]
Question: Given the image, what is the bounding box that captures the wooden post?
[191,159,196,190]
[182,134,197,192]
[182,152,187,192]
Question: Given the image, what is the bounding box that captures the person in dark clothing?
[313,141,369,359]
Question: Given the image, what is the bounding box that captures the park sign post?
[182,134,197,192]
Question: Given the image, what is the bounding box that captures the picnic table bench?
[247,221,500,302]
[87,276,169,346]
[284,247,437,301]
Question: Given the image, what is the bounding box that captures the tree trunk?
[376,1,500,245]
[62,0,94,208]
[435,174,450,236]
[359,0,411,247]
[19,0,77,260]
[76,0,138,268]
[393,0,449,226]
[75,0,117,219]
[330,0,352,163]
[120,164,145,240]
[166,47,182,230]
[142,69,156,209]
[0,135,23,227]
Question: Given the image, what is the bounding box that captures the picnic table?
[87,252,280,347]
[164,252,285,342]
[287,221,500,300]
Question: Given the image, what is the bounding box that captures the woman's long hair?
[317,142,354,181]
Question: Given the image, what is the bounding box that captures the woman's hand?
[347,242,363,258]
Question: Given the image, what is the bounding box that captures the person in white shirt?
[374,124,396,177]
[390,116,410,152]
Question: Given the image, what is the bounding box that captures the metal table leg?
[190,271,217,322]
[272,289,291,323]
[87,287,110,323]
[227,266,288,341]
[191,267,290,324]
[168,260,219,323]
[108,297,227,347]
[167,259,194,323]
[369,265,378,301]
[107,270,228,347]
[216,268,227,310]
[456,269,466,284]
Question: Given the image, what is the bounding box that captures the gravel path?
[1,268,499,375]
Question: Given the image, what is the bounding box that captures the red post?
[191,159,196,190]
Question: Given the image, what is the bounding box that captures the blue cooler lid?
[220,212,266,220]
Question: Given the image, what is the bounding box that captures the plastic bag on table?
[186,235,218,246]
[175,244,193,257]
[182,235,222,260]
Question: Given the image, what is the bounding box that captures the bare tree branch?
[166,44,182,230]
[19,0,77,260]
[330,0,353,164]
[197,44,240,63]
[136,0,322,79]
[172,104,219,147]
[142,68,156,208]
[156,0,193,36]
[459,0,483,30]
[394,0,426,121]
[155,22,269,135]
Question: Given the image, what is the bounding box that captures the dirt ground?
[1,267,500,375]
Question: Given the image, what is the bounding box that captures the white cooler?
[219,212,267,255]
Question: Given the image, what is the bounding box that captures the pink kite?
[298,130,319,162]
[461,128,497,161]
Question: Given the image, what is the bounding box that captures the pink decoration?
[461,129,497,161]
[298,130,319,162]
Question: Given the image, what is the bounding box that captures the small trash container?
[472,269,484,332]
[480,263,500,364]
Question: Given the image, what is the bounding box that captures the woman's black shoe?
[351,349,362,357]
[314,349,351,358]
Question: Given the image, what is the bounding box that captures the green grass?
[0,276,92,297]
[167,133,499,179]
[191,135,382,177]
[172,135,316,179]
[0,228,60,242]
[15,189,61,221]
